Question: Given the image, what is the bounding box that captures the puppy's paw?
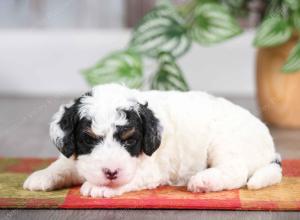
[80,181,123,198]
[187,168,223,193]
[23,169,62,191]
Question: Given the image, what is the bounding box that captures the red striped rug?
[0,158,299,210]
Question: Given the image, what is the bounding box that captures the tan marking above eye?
[120,127,136,140]
[83,128,102,139]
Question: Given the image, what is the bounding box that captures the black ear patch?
[55,97,82,158]
[52,92,91,158]
[138,103,162,156]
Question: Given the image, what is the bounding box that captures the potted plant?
[83,0,300,128]
[254,0,300,128]
[83,0,244,91]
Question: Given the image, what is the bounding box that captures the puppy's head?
[50,84,162,187]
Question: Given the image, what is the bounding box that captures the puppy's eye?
[83,135,102,145]
[82,129,103,145]
[120,127,136,140]
[123,138,136,146]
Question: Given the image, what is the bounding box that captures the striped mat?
[0,158,299,210]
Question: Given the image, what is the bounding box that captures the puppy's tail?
[247,153,282,190]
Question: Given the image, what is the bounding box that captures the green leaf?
[151,52,189,91]
[221,0,248,17]
[82,50,143,88]
[189,3,242,45]
[284,0,299,10]
[282,41,300,73]
[222,0,244,9]
[254,16,292,47]
[130,1,191,58]
[292,10,300,30]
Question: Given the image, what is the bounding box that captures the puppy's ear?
[138,103,162,156]
[49,101,80,158]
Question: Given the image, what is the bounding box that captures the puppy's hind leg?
[23,155,84,191]
[247,158,282,190]
[187,160,249,193]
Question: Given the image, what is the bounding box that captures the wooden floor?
[0,96,299,220]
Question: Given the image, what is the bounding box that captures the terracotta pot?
[256,34,300,128]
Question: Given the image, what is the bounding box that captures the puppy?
[23,84,282,198]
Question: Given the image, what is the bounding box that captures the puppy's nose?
[102,168,118,180]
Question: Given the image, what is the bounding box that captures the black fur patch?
[84,91,92,96]
[56,93,97,157]
[75,118,102,155]
[138,103,162,156]
[114,103,162,157]
[113,109,144,157]
[57,97,81,157]
[272,157,282,167]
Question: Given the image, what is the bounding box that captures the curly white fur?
[24,84,282,197]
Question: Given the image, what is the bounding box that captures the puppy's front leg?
[80,180,160,198]
[80,182,127,198]
[23,155,83,191]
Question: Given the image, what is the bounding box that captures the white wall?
[0,0,125,29]
[0,30,256,96]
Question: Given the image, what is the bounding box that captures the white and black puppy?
[23,84,282,198]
